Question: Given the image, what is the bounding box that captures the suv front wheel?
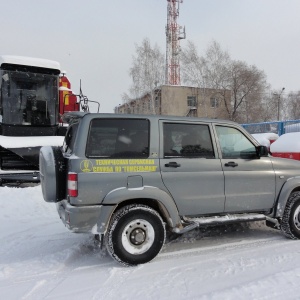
[105,204,166,266]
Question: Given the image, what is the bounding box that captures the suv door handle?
[225,161,238,167]
[165,162,181,168]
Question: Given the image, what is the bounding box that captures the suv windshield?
[0,69,58,126]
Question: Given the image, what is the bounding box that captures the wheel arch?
[281,190,300,239]
[275,177,300,218]
[97,186,182,234]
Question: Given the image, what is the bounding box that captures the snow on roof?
[59,86,72,91]
[0,136,64,148]
[252,134,270,148]
[0,55,60,71]
[252,133,279,140]
[252,133,279,148]
[270,132,300,153]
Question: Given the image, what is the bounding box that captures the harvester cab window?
[0,69,57,126]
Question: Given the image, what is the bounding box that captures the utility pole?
[273,87,285,120]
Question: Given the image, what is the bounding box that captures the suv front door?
[215,125,276,213]
[159,121,225,216]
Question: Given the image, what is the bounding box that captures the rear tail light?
[68,172,78,197]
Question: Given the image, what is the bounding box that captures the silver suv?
[40,112,300,266]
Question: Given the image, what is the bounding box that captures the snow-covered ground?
[1,185,300,300]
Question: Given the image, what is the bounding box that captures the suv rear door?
[159,120,225,216]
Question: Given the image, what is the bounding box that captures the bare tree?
[128,38,165,114]
[180,40,206,87]
[286,91,300,120]
[181,40,269,122]
[181,41,231,117]
[227,61,268,122]
[203,40,231,90]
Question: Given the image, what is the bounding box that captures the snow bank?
[270,132,300,153]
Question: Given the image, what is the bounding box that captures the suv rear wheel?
[105,204,166,266]
[281,191,300,239]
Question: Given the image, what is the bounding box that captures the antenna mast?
[165,0,186,85]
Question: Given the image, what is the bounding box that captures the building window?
[210,97,219,108]
[187,96,197,107]
[155,96,159,108]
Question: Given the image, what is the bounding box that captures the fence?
[241,120,300,136]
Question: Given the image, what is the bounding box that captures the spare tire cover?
[39,146,66,202]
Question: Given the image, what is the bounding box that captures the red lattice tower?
[165,0,186,85]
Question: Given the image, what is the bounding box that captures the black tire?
[39,146,66,202]
[105,204,166,266]
[281,191,300,239]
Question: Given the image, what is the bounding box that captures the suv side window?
[163,123,214,158]
[86,118,149,158]
[216,126,256,159]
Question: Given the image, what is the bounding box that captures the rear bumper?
[56,200,114,234]
[0,171,40,184]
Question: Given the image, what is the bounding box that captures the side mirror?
[256,145,269,157]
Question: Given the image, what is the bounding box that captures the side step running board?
[175,213,267,234]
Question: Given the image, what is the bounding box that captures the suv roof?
[63,111,238,125]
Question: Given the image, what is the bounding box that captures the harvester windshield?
[0,69,58,126]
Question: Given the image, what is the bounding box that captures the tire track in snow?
[0,238,111,299]
[151,237,300,299]
[21,280,47,300]
[157,236,286,261]
[91,265,143,300]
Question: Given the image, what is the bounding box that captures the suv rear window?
[63,123,79,154]
[86,118,150,158]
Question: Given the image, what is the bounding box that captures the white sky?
[2,0,300,112]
